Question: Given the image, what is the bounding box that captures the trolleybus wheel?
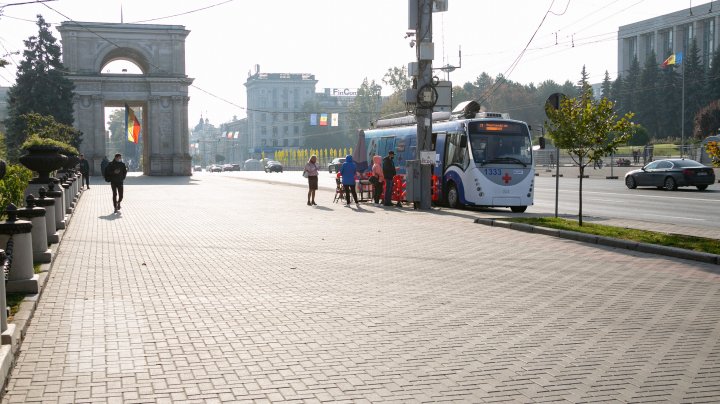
[510,206,527,213]
[446,183,459,209]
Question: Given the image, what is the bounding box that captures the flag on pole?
[320,113,328,126]
[310,113,318,126]
[661,52,683,68]
[233,131,239,139]
[125,104,140,144]
[331,113,339,127]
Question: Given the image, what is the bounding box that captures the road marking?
[537,189,719,203]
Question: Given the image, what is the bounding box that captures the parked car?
[625,158,716,191]
[208,164,222,173]
[193,165,202,172]
[222,164,234,172]
[264,160,283,173]
[243,159,263,171]
[231,164,241,171]
[328,157,345,173]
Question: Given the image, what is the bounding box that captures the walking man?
[104,153,128,213]
[78,154,90,189]
[382,151,397,206]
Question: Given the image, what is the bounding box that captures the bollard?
[47,181,66,230]
[36,187,59,244]
[62,180,73,214]
[16,195,51,264]
[0,204,38,294]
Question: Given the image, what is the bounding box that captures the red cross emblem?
[502,173,512,184]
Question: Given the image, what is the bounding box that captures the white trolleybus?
[363,101,537,212]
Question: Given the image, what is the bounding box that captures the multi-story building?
[244,67,317,157]
[618,2,719,75]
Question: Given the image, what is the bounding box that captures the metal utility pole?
[415,0,435,209]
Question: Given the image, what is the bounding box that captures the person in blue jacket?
[339,154,359,207]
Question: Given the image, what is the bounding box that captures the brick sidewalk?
[3,173,720,402]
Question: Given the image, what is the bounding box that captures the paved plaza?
[3,173,720,403]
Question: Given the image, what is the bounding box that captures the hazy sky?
[0,0,708,125]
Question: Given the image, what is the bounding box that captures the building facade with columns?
[618,3,719,75]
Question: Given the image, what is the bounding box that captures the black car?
[328,157,345,173]
[264,160,283,173]
[625,158,716,191]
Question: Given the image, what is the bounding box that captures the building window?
[703,19,715,68]
[660,29,674,58]
[260,127,267,136]
[682,23,695,54]
[261,113,267,122]
[294,126,299,135]
[283,126,289,135]
[272,126,278,137]
[641,32,655,63]
[272,139,278,147]
[283,139,289,147]
[283,113,288,121]
[625,36,637,64]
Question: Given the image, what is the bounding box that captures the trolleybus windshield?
[468,121,532,167]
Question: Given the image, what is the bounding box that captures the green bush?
[21,134,79,156]
[0,164,33,219]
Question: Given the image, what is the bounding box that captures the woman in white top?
[303,155,320,206]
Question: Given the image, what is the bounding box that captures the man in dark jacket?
[78,154,90,189]
[382,151,397,206]
[104,153,128,213]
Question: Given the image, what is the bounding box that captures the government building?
[618,2,719,75]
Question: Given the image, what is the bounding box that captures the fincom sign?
[331,88,358,97]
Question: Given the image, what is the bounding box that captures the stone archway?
[58,22,194,176]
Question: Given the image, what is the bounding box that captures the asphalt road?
[212,169,720,232]
[533,176,720,231]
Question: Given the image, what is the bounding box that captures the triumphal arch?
[58,22,194,175]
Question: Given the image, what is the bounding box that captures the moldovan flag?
[661,52,683,68]
[331,113,339,127]
[125,104,140,144]
[319,113,328,126]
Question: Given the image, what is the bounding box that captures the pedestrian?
[100,156,109,176]
[339,154,359,207]
[303,155,320,206]
[78,154,90,189]
[382,150,398,207]
[104,153,128,213]
[370,155,385,206]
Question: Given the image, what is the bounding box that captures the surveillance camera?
[404,30,416,39]
[409,39,416,48]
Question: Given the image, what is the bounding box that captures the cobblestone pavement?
[3,173,720,403]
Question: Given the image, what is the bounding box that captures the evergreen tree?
[682,39,707,139]
[620,57,641,116]
[601,71,612,101]
[577,65,593,97]
[637,51,660,137]
[657,65,682,139]
[708,50,720,102]
[4,15,75,162]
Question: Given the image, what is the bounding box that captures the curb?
[475,218,720,266]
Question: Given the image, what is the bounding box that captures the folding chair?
[333,177,344,203]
